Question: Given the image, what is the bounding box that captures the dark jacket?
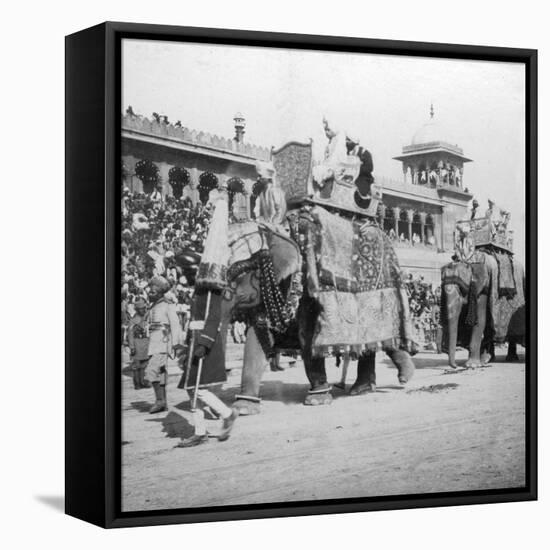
[355,147,374,197]
[179,289,232,387]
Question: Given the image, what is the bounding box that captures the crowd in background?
[121,186,443,351]
[121,188,212,333]
[403,273,442,349]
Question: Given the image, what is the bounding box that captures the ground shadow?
[382,356,453,370]
[122,365,134,379]
[129,400,152,413]
[146,410,195,440]
[35,495,65,513]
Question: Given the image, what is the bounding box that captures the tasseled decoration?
[258,251,292,334]
[464,280,478,327]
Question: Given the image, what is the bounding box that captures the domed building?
[374,105,473,283]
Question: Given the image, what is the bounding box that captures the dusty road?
[121,347,526,512]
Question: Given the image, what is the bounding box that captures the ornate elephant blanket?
[288,205,415,357]
[484,252,525,343]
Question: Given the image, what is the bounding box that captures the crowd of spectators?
[121,187,213,332]
[403,273,442,349]
[385,228,437,248]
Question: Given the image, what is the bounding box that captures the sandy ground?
[121,346,526,512]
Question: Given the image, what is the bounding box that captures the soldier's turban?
[149,276,170,294]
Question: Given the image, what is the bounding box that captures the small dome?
[412,119,449,145]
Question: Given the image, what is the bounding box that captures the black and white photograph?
[120,37,530,513]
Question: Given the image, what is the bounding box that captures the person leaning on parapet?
[144,276,183,413]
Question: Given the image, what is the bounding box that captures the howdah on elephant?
[441,248,525,368]
[224,204,416,415]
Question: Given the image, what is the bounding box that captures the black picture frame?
[65,21,537,528]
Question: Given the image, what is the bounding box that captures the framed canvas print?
[65,22,537,528]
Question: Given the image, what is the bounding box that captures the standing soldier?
[127,298,150,390]
[145,276,183,413]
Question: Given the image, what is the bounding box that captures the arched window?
[168,166,190,200]
[198,172,219,204]
[398,209,409,241]
[134,159,159,194]
[383,206,395,235]
[226,177,248,221]
[412,212,422,243]
[425,214,435,245]
[250,178,266,219]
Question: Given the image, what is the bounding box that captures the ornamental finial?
[430,103,434,119]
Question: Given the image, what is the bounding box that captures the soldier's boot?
[132,370,141,390]
[149,382,167,414]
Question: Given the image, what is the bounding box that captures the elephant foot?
[233,396,261,416]
[304,388,333,406]
[506,353,520,362]
[349,382,376,396]
[387,349,415,384]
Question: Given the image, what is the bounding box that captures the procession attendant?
[127,298,150,390]
[176,186,238,448]
[145,276,183,414]
[177,288,237,448]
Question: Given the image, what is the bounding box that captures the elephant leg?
[303,355,332,405]
[465,293,488,368]
[506,341,519,362]
[386,348,415,384]
[234,327,266,416]
[480,342,493,365]
[298,300,332,406]
[444,284,463,368]
[350,352,376,395]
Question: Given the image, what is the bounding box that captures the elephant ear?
[265,230,302,282]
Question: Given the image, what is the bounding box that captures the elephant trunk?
[444,284,462,368]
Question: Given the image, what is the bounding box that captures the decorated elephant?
[225,204,416,415]
[441,248,525,368]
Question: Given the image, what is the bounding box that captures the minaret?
[233,112,246,143]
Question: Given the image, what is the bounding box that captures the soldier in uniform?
[145,276,183,413]
[127,298,150,389]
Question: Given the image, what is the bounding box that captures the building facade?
[384,107,473,283]
[121,106,473,284]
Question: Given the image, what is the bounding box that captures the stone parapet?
[122,113,271,161]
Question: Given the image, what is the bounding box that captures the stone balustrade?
[122,113,271,161]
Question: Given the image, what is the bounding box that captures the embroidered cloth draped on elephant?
[289,205,406,293]
[484,252,525,343]
[288,205,415,355]
[490,250,517,298]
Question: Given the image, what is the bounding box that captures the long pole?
[191,290,212,410]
